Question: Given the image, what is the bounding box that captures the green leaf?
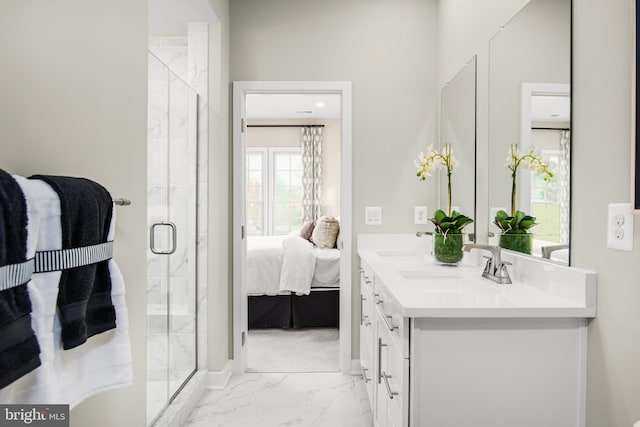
[519,219,537,229]
[495,210,509,221]
[433,209,447,223]
[456,216,473,230]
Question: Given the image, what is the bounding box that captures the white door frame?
[232,81,353,374]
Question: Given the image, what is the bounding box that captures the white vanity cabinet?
[359,263,375,404]
[360,264,410,427]
[357,234,597,427]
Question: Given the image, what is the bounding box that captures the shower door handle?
[150,222,177,255]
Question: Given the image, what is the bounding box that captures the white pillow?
[310,216,340,249]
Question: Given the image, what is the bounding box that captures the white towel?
[0,176,133,408]
[279,235,316,296]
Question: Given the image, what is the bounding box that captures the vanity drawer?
[374,282,409,359]
[359,340,375,408]
[377,317,409,427]
[360,270,375,357]
[384,343,408,427]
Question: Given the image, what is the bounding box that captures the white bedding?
[246,235,341,296]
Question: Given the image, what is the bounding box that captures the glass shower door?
[146,52,198,426]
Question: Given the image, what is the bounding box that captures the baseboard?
[207,359,234,390]
[350,359,361,376]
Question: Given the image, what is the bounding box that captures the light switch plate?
[607,203,633,251]
[414,206,428,224]
[365,207,382,225]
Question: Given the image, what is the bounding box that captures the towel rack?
[113,198,131,206]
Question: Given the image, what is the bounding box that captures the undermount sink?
[375,250,428,263]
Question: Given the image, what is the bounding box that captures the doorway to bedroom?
[245,94,341,372]
[233,82,353,375]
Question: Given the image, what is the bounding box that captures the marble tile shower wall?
[147,53,171,386]
[147,23,209,384]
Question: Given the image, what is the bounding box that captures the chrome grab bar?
[150,222,177,255]
[372,293,383,305]
[361,365,371,383]
[360,294,366,325]
[382,372,399,399]
[382,314,398,331]
[377,338,386,384]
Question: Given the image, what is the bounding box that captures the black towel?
[0,169,41,389]
[30,175,116,350]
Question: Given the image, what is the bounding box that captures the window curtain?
[302,127,323,221]
[559,130,571,244]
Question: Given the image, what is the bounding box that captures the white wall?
[0,1,148,426]
[574,0,640,425]
[206,0,232,371]
[230,0,439,359]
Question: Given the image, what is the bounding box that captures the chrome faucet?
[541,244,569,260]
[462,244,512,284]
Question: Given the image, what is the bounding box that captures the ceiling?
[246,94,341,120]
[149,0,218,34]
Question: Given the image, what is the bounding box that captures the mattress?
[246,235,340,296]
[311,247,341,288]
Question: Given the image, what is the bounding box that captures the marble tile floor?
[247,328,339,373]
[148,378,190,425]
[183,372,373,427]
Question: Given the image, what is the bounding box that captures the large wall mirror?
[488,0,571,264]
[440,56,477,242]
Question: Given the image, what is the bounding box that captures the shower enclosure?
[146,52,198,425]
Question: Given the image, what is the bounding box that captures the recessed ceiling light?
[316,101,325,108]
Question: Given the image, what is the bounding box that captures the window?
[530,151,561,243]
[246,148,304,235]
[246,149,266,235]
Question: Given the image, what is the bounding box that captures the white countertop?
[358,235,597,318]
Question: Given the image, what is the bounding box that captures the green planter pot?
[433,232,464,265]
[499,233,532,255]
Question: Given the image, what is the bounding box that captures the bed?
[246,234,340,329]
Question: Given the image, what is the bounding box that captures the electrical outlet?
[607,203,633,251]
[365,207,382,225]
[414,206,428,224]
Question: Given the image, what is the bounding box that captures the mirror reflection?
[488,0,571,264]
[440,56,477,242]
